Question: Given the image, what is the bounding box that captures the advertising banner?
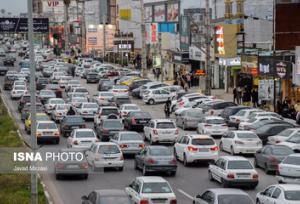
[145,6,153,22]
[119,9,132,21]
[214,24,238,58]
[154,4,165,22]
[0,18,49,33]
[150,23,158,44]
[180,16,190,50]
[258,79,274,101]
[167,3,179,22]
[184,8,206,44]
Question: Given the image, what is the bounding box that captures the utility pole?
[27,0,37,203]
[140,0,147,77]
[103,14,106,62]
[158,32,164,82]
[81,0,86,53]
[63,0,70,51]
[205,0,212,95]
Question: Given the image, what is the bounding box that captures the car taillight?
[99,96,104,100]
[120,155,124,161]
[147,158,157,164]
[131,117,136,125]
[175,129,179,134]
[252,174,258,179]
[55,163,64,169]
[140,200,149,204]
[170,199,177,204]
[275,140,281,144]
[73,140,78,145]
[80,162,89,169]
[54,132,60,136]
[178,101,184,106]
[169,158,177,165]
[235,140,244,145]
[227,173,235,179]
[153,129,158,135]
[187,146,198,152]
[139,144,145,149]
[204,124,212,127]
[119,144,128,148]
[210,146,219,151]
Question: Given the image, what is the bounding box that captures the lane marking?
[178,189,194,200]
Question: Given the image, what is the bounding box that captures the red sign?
[195,69,206,76]
[215,26,225,55]
[48,1,59,7]
[151,23,157,44]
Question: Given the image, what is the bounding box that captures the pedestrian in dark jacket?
[251,88,259,107]
[233,87,237,103]
[242,88,251,106]
[67,106,76,115]
[164,98,171,118]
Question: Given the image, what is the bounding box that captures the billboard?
[0,18,49,33]
[167,3,179,22]
[119,9,132,20]
[275,0,300,50]
[154,4,165,22]
[184,8,206,45]
[144,6,153,22]
[214,24,238,58]
[180,16,190,50]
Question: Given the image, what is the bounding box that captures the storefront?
[172,51,190,80]
[219,57,241,90]
[189,46,205,87]
[240,55,259,89]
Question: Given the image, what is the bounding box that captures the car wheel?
[83,174,88,179]
[208,170,214,181]
[264,163,270,174]
[169,171,176,177]
[117,166,123,171]
[55,174,61,180]
[183,154,189,167]
[148,99,155,105]
[142,165,148,176]
[256,199,261,204]
[230,146,235,155]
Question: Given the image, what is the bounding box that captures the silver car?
[175,108,204,130]
[110,131,145,154]
[76,102,99,119]
[51,104,70,122]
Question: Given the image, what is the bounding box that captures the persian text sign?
[0,18,49,33]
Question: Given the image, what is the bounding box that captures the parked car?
[194,188,254,204]
[110,131,145,155]
[55,149,89,180]
[60,116,86,137]
[67,128,98,149]
[208,156,259,188]
[254,145,294,174]
[119,104,140,118]
[197,116,229,137]
[86,71,99,83]
[174,134,219,166]
[76,102,99,120]
[128,79,152,91]
[134,146,177,176]
[278,133,300,152]
[144,119,179,144]
[36,121,60,144]
[228,108,262,126]
[256,184,300,204]
[143,88,173,105]
[239,116,281,130]
[123,111,152,131]
[81,189,131,204]
[175,108,204,130]
[221,106,251,127]
[268,128,300,145]
[204,101,237,116]
[86,142,124,171]
[112,95,131,107]
[277,154,300,184]
[95,119,124,141]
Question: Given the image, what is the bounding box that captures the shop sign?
[215,26,225,55]
[0,18,49,33]
[258,79,274,101]
[119,9,132,21]
[259,63,270,74]
[167,3,179,22]
[276,62,287,78]
[296,46,300,74]
[88,37,97,45]
[189,46,204,61]
[174,55,182,61]
[195,69,205,76]
[151,23,158,44]
[180,16,190,50]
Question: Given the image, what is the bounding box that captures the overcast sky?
[0,0,27,15]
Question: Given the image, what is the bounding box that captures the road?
[0,61,279,204]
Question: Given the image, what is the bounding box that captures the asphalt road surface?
[0,61,279,204]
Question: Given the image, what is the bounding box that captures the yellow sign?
[119,9,132,20]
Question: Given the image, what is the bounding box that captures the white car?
[65,79,81,91]
[51,71,66,83]
[197,116,229,137]
[119,104,140,118]
[174,93,205,110]
[36,121,60,144]
[174,134,219,166]
[208,156,259,188]
[68,87,89,98]
[229,108,262,124]
[139,82,167,98]
[278,133,300,152]
[125,177,177,204]
[144,119,179,144]
[268,128,300,145]
[220,131,262,154]
[51,104,70,122]
[70,97,88,109]
[11,85,27,99]
[110,131,145,154]
[58,76,72,88]
[143,88,173,105]
[13,80,27,87]
[44,98,65,114]
[277,154,300,184]
[86,142,124,171]
[67,129,98,149]
[246,111,283,122]
[76,102,99,119]
[239,116,280,130]
[109,85,129,97]
[256,184,300,204]
[93,91,114,106]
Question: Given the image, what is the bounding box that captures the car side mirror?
[196,194,202,199]
[209,160,216,165]
[260,191,265,195]
[81,195,88,200]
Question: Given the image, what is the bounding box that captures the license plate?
[238,175,249,178]
[199,148,209,152]
[43,132,53,135]
[71,126,79,129]
[139,120,146,123]
[128,144,138,148]
[67,164,79,169]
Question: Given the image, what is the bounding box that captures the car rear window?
[102,108,119,115]
[142,182,172,194]
[218,195,253,204]
[37,123,57,129]
[65,117,84,123]
[75,131,95,138]
[120,133,142,141]
[236,133,258,139]
[83,103,98,109]
[285,191,300,201]
[282,156,300,165]
[103,120,124,129]
[227,161,253,169]
[271,146,294,155]
[156,122,175,129]
[192,139,215,145]
[205,119,225,124]
[149,148,172,156]
[98,145,120,154]
[131,112,151,118]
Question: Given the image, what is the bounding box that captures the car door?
[269,187,282,204]
[255,147,267,167]
[126,180,140,203]
[86,144,98,165]
[260,147,272,168]
[178,136,188,160]
[160,89,170,101]
[198,190,214,204]
[211,158,223,182]
[259,186,276,204]
[136,148,147,167]
[67,131,74,146]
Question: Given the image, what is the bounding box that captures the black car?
[18,94,41,112]
[131,87,141,98]
[256,123,294,144]
[97,79,110,91]
[0,66,8,75]
[99,80,114,91]
[123,111,152,131]
[86,72,99,83]
[60,116,86,137]
[245,119,293,131]
[3,75,17,90]
[112,96,131,107]
[36,78,49,90]
[220,106,251,127]
[95,119,124,141]
[3,56,14,66]
[128,79,152,91]
[81,190,131,204]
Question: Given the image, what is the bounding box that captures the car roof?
[187,134,213,139]
[94,189,127,197]
[231,130,256,134]
[37,121,55,124]
[137,176,167,183]
[220,156,248,161]
[287,153,300,157]
[148,145,169,150]
[276,184,300,191]
[101,106,118,109]
[204,116,224,120]
[206,188,249,195]
[153,119,174,123]
[94,142,117,146]
[74,128,94,132]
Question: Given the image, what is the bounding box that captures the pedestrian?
[164,98,171,118]
[251,88,259,107]
[236,87,242,105]
[277,100,283,115]
[242,88,251,106]
[233,87,237,103]
[67,106,76,115]
[186,73,192,88]
[71,66,75,78]
[155,68,161,81]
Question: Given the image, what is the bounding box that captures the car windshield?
[142,182,172,194]
[131,112,151,118]
[120,133,142,141]
[218,195,253,204]
[37,123,57,129]
[271,146,294,155]
[98,197,131,204]
[285,191,300,201]
[114,85,128,89]
[56,105,68,110]
[65,117,84,123]
[149,148,172,156]
[227,161,253,169]
[156,122,175,129]
[116,98,130,103]
[98,145,120,154]
[36,115,49,121]
[73,98,88,103]
[286,134,300,143]
[102,109,119,115]
[186,111,203,118]
[103,120,123,129]
[83,103,98,109]
[192,138,215,145]
[125,106,139,110]
[76,88,88,93]
[51,100,64,104]
[283,156,300,165]
[41,90,55,96]
[206,119,225,124]
[248,118,258,123]
[15,86,25,90]
[75,131,95,138]
[236,133,258,139]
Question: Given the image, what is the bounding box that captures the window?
[133,181,140,193]
[264,147,272,155]
[264,186,276,197]
[282,156,300,165]
[192,139,215,145]
[284,190,300,200]
[201,191,214,204]
[218,195,253,204]
[149,148,172,156]
[142,182,172,194]
[272,188,281,199]
[98,145,120,154]
[278,129,294,137]
[156,122,175,129]
[87,192,97,204]
[153,90,160,94]
[219,160,226,170]
[227,161,253,170]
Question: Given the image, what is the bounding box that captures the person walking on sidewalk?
[237,87,242,105]
[233,87,237,103]
[164,98,171,118]
[251,88,259,107]
[186,73,192,88]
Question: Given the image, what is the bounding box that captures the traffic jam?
[1,42,300,204]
